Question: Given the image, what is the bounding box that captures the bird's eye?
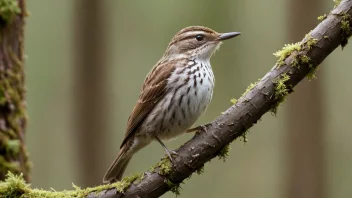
[195,34,204,41]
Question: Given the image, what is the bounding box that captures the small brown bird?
[103,26,240,183]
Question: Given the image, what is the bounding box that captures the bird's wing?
[120,60,180,148]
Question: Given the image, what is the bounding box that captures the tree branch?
[0,0,351,197]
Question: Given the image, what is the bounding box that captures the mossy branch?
[1,0,352,197]
[0,0,30,182]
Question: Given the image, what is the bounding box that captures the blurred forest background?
[24,0,351,198]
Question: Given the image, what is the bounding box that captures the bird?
[103,26,241,183]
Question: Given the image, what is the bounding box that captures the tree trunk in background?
[287,1,326,198]
[0,0,30,181]
[74,0,108,186]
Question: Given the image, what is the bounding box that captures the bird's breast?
[155,60,214,140]
[138,59,214,141]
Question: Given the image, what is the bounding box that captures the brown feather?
[120,59,181,148]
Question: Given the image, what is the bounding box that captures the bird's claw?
[187,124,208,134]
[166,150,178,162]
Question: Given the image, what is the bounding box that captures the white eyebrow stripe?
[183,31,206,37]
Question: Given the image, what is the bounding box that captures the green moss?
[0,87,6,104]
[334,0,341,8]
[0,172,149,197]
[114,173,144,193]
[340,14,352,49]
[217,144,230,162]
[273,42,301,67]
[230,98,237,105]
[273,39,317,80]
[0,136,21,159]
[240,132,248,143]
[274,74,290,99]
[0,172,28,197]
[5,139,20,156]
[150,158,180,196]
[26,189,76,198]
[0,47,29,177]
[300,55,311,64]
[0,156,20,175]
[292,59,300,68]
[148,165,156,173]
[241,81,258,98]
[289,52,318,80]
[157,158,172,176]
[68,172,144,196]
[149,157,173,176]
[305,34,318,49]
[274,35,315,68]
[317,14,327,21]
[166,179,181,196]
[0,0,21,24]
[306,65,319,80]
[271,73,291,115]
[297,55,319,80]
[195,165,204,175]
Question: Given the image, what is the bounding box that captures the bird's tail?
[103,145,132,183]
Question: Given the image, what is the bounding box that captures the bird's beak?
[217,32,241,41]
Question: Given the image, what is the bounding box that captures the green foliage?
[0,0,20,24]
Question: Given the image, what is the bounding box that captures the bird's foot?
[165,149,178,162]
[154,134,178,162]
[187,124,209,134]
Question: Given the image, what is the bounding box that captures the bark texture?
[0,0,29,181]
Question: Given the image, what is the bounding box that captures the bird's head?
[163,26,241,61]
